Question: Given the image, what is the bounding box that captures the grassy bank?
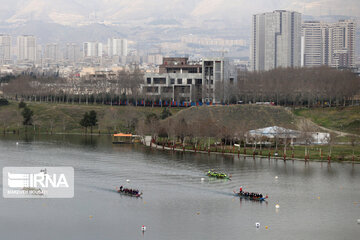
[293,106,360,135]
[0,101,182,134]
[1,101,359,162]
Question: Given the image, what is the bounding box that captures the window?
[215,61,221,71]
[187,79,192,84]
[162,87,173,93]
[188,68,198,73]
[147,78,151,84]
[153,78,166,84]
[146,87,158,93]
[170,79,175,84]
[177,79,182,84]
[196,79,202,85]
[211,80,213,85]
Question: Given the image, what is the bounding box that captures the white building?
[251,10,302,71]
[301,21,324,67]
[147,54,163,65]
[141,57,237,103]
[247,126,330,145]
[0,34,12,64]
[202,58,237,103]
[17,35,37,62]
[107,38,127,57]
[83,42,102,57]
[301,19,356,69]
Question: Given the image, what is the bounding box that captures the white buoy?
[255,222,260,228]
[275,204,280,209]
[357,219,360,224]
[126,179,130,183]
[141,225,146,231]
[16,142,19,145]
[275,176,278,179]
[201,178,205,182]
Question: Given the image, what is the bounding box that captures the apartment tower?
[251,10,302,71]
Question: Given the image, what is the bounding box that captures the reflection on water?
[0,134,359,240]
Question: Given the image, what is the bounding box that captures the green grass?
[0,101,182,134]
[293,106,360,135]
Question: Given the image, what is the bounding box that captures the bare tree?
[298,119,316,160]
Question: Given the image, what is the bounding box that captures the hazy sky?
[1,0,358,25]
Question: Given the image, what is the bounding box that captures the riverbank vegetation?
[136,105,360,162]
[0,100,359,162]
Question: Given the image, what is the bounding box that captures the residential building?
[0,34,12,64]
[301,21,323,67]
[107,38,127,57]
[17,35,37,62]
[83,42,103,57]
[44,43,61,62]
[302,20,356,69]
[65,43,81,63]
[328,20,355,69]
[251,10,302,71]
[146,54,163,65]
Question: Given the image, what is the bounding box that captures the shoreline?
[1,132,358,164]
[145,142,360,164]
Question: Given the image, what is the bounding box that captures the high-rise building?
[44,43,60,62]
[328,20,355,69]
[65,43,81,63]
[107,38,127,57]
[251,10,302,71]
[17,35,37,62]
[356,21,360,64]
[301,21,323,67]
[302,19,356,69]
[83,42,102,57]
[0,34,12,64]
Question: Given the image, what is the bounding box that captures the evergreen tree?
[0,98,9,106]
[80,110,98,134]
[160,108,172,120]
[80,112,90,134]
[22,106,34,133]
[89,110,98,134]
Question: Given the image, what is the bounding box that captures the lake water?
[0,134,359,240]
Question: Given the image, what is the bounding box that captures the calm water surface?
[0,135,359,240]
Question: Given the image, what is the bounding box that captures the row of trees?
[1,66,359,107]
[233,67,360,107]
[1,69,144,105]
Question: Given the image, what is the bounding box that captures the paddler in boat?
[239,186,243,193]
[120,186,123,191]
